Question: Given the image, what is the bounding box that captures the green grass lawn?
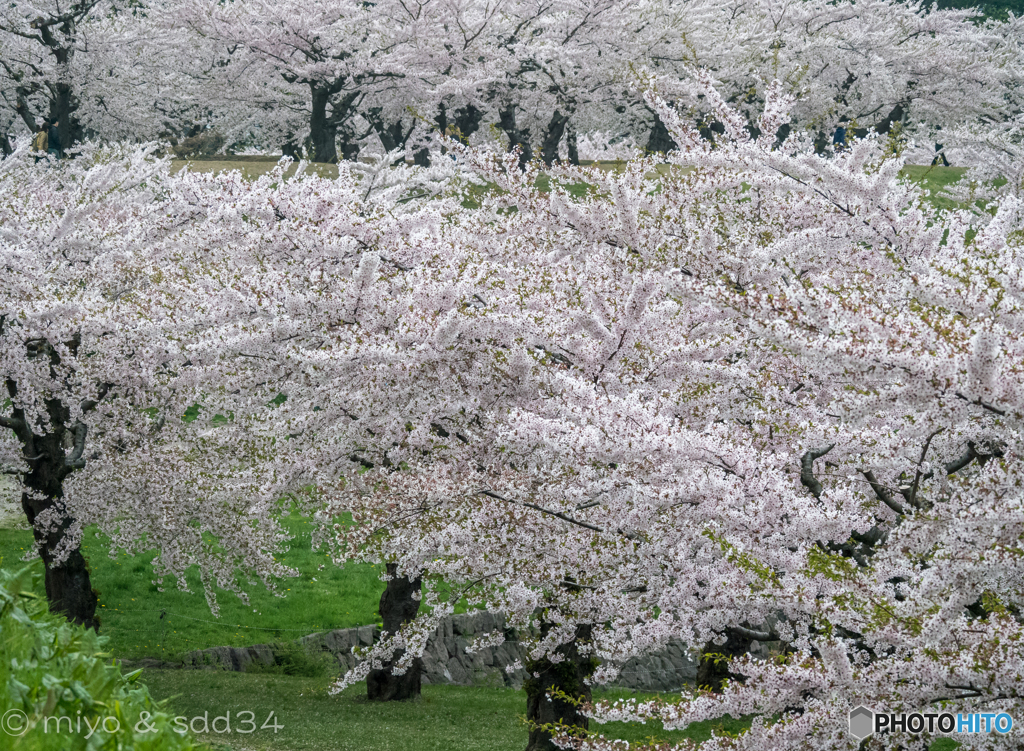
[140,670,750,751]
[0,516,385,661]
[171,156,970,210]
[171,157,340,180]
[899,164,970,211]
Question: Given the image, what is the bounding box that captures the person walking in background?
[32,119,50,162]
[832,120,848,152]
[47,119,62,158]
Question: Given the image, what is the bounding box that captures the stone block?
[476,611,496,634]
[447,659,470,684]
[248,644,275,668]
[324,629,353,654]
[357,625,375,646]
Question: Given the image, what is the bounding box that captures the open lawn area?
[171,156,972,209]
[0,518,384,661]
[140,671,752,751]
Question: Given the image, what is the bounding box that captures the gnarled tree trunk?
[21,458,98,630]
[524,623,594,751]
[646,111,678,155]
[566,126,579,166]
[5,377,97,629]
[367,563,422,701]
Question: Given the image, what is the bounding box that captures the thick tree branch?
[728,625,779,642]
[0,415,25,431]
[800,444,835,499]
[861,470,906,515]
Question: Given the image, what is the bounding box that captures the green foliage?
[0,563,199,750]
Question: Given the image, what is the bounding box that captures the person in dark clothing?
[832,124,847,151]
[932,143,951,167]
[47,120,61,158]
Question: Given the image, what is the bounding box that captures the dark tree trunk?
[281,140,303,161]
[774,123,792,150]
[566,126,579,166]
[435,104,484,144]
[21,463,98,630]
[873,102,906,136]
[698,120,725,145]
[309,86,339,164]
[6,374,97,630]
[367,563,422,701]
[645,112,677,154]
[695,628,754,692]
[524,623,595,751]
[498,104,533,169]
[366,111,415,165]
[428,104,484,165]
[52,83,80,156]
[540,110,570,166]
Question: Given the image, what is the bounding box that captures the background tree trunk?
[645,112,678,154]
[541,110,570,166]
[308,86,339,164]
[499,104,533,169]
[695,628,754,692]
[524,623,594,751]
[53,82,80,155]
[566,126,579,166]
[367,563,422,701]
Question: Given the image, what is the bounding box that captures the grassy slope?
[0,518,385,661]
[141,671,751,751]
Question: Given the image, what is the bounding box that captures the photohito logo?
[849,706,1014,738]
[849,706,874,739]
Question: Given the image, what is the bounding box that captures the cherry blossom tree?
[7,44,1024,744]
[0,0,120,150]
[294,82,1023,748]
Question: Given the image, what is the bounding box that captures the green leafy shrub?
[0,563,199,750]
